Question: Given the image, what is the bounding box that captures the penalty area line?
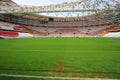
[0,74,118,80]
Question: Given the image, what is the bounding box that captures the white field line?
[0,74,119,80]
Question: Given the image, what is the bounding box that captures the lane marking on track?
[0,74,118,80]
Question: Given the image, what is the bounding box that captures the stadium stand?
[0,21,18,30]
[0,0,119,38]
[0,37,4,39]
[104,32,120,37]
[18,32,33,38]
[0,30,33,38]
[0,30,19,37]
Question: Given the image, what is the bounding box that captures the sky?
[12,0,73,6]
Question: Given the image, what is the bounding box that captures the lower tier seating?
[0,30,19,37]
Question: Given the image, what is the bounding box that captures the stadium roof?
[12,0,73,6]
[0,0,119,17]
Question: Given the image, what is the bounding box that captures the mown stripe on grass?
[0,49,120,52]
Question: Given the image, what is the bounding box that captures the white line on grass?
[0,74,118,80]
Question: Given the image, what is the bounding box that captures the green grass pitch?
[0,38,120,79]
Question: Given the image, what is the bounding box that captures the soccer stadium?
[0,0,120,80]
